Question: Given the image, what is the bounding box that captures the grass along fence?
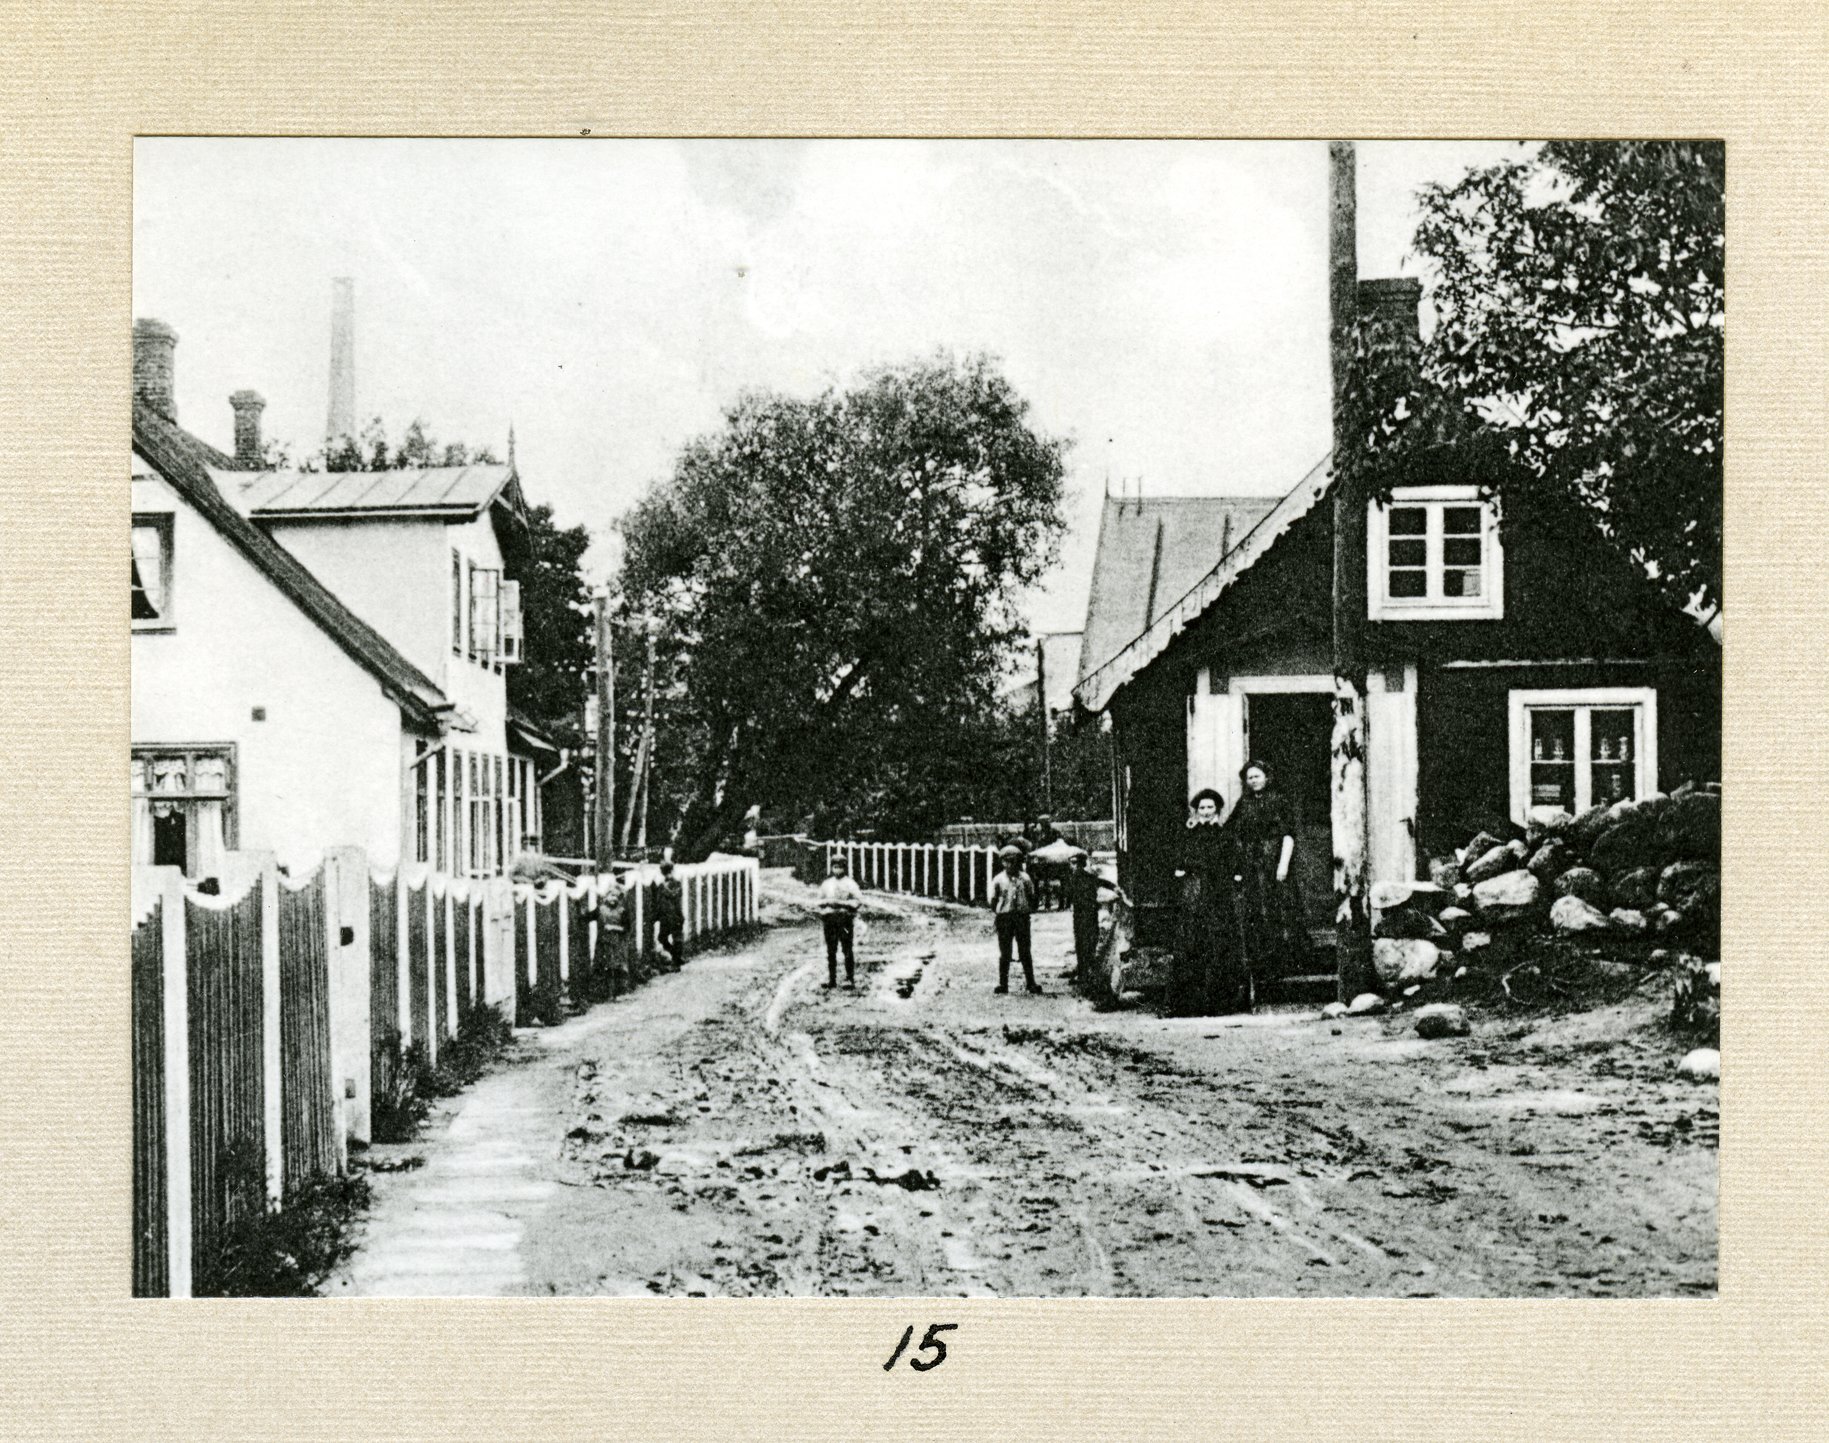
[132,849,762,1296]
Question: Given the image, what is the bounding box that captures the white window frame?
[499,578,523,665]
[132,512,176,632]
[1367,484,1504,621]
[470,565,500,666]
[1507,686,1658,826]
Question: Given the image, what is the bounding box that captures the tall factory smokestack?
[326,276,356,446]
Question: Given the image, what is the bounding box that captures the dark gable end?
[133,402,452,730]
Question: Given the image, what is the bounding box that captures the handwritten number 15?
[884,1323,958,1372]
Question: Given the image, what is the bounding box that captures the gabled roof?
[1076,455,1334,713]
[133,403,452,728]
[233,462,520,520]
[1075,492,1285,696]
[1074,448,1722,715]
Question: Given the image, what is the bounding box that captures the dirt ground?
[326,871,1717,1298]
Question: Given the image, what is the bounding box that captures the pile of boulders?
[1367,781,1720,988]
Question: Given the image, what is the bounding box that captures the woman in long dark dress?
[1225,760,1308,999]
[1175,788,1249,1015]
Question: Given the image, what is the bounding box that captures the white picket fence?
[131,847,760,1297]
[812,839,1007,906]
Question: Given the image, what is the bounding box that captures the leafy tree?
[506,503,594,749]
[1354,141,1723,619]
[617,353,1068,857]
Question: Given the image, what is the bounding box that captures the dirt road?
[327,874,1716,1298]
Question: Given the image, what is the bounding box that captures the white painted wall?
[269,510,508,760]
[131,460,411,869]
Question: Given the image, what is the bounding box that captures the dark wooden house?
[1074,278,1722,954]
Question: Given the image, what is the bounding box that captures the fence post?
[158,868,193,1297]
[323,846,370,1153]
[256,855,283,1208]
[396,870,412,1044]
[557,883,570,986]
[422,882,440,1069]
[444,885,459,1040]
[525,889,537,999]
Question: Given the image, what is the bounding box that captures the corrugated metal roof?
[133,404,452,727]
[235,463,514,517]
[1075,493,1282,691]
[1076,457,1334,714]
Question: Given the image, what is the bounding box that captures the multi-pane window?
[495,755,507,867]
[131,746,234,875]
[1368,485,1503,620]
[132,515,174,629]
[414,755,431,863]
[451,549,464,655]
[1509,688,1657,825]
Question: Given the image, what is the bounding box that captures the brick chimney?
[230,390,267,467]
[133,318,178,421]
[1355,276,1423,352]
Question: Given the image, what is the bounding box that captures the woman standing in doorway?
[1226,760,1308,1002]
[1176,789,1248,1015]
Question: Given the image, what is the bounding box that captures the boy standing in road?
[654,861,685,970]
[816,855,864,989]
[989,845,1041,995]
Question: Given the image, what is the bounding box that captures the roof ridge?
[133,403,451,726]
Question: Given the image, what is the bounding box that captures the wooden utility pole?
[636,620,657,851]
[1036,636,1053,815]
[618,622,659,854]
[593,589,615,870]
[1328,140,1376,1001]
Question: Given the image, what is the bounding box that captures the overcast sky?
[134,139,1528,633]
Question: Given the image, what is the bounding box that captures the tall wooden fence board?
[278,869,338,1193]
[185,884,265,1284]
[131,901,167,1299]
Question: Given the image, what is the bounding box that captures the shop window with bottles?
[1508,688,1657,825]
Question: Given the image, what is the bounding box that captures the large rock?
[1471,869,1542,922]
[1346,992,1387,1015]
[1464,844,1518,885]
[1526,809,1574,846]
[1564,803,1614,854]
[1610,908,1650,935]
[1371,880,1448,914]
[1319,1001,1349,1019]
[1374,908,1442,941]
[1610,865,1660,912]
[1551,866,1608,907]
[1589,816,1660,876]
[1463,831,1507,866]
[1677,1048,1720,1081]
[1428,857,1462,891]
[1550,893,1614,935]
[1656,791,1721,863]
[1414,1002,1471,1039]
[1658,860,1721,917]
[1527,838,1573,882]
[1436,905,1474,937]
[1372,937,1442,984]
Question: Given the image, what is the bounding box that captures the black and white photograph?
[128,137,1722,1300]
